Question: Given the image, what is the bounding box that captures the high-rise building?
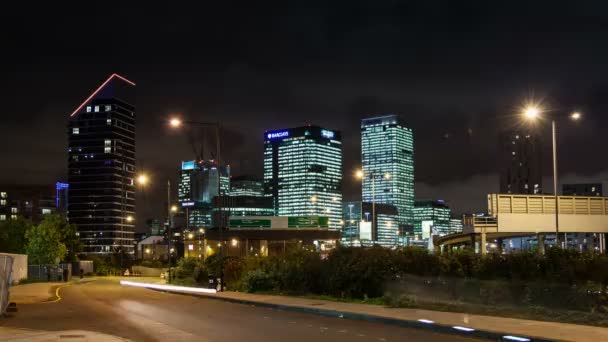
[67,74,136,254]
[499,130,542,194]
[0,185,56,224]
[361,115,414,227]
[230,175,264,197]
[563,183,603,196]
[449,218,464,235]
[178,159,230,229]
[264,126,342,229]
[342,201,400,247]
[412,199,451,240]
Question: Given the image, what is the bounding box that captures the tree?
[0,217,32,254]
[26,215,67,264]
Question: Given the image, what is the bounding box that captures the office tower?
[341,201,400,247]
[0,185,56,224]
[562,183,603,196]
[230,175,264,197]
[67,74,136,254]
[499,130,542,194]
[178,159,230,229]
[449,218,464,235]
[264,126,342,229]
[412,199,452,239]
[361,115,414,227]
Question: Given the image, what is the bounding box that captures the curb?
[155,288,554,342]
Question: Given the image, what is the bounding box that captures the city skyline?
[3,3,608,226]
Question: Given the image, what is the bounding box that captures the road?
[1,279,481,341]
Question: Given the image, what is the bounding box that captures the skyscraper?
[499,130,542,194]
[264,126,342,229]
[341,201,400,247]
[230,175,264,197]
[412,199,452,239]
[361,115,414,227]
[178,159,230,229]
[67,74,136,254]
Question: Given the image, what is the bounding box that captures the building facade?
[361,115,414,227]
[178,160,230,229]
[341,201,401,247]
[230,175,264,197]
[563,183,603,197]
[412,199,452,240]
[264,126,342,229]
[499,130,542,194]
[0,185,56,224]
[55,182,69,213]
[67,74,136,254]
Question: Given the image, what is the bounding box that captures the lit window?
[10,215,16,220]
[94,106,100,112]
[0,199,5,206]
[0,192,5,198]
[11,207,18,213]
[86,106,92,112]
[104,139,111,146]
[0,214,5,221]
[105,105,111,111]
[107,119,112,125]
[72,127,79,135]
[188,244,194,251]
[42,208,51,215]
[104,147,111,153]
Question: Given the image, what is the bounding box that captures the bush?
[243,270,275,293]
[175,257,200,279]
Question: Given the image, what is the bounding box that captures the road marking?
[42,279,97,304]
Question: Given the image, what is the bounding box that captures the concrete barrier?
[0,253,27,284]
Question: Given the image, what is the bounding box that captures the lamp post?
[356,170,390,243]
[169,116,224,290]
[522,105,581,248]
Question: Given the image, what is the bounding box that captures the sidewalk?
[8,282,65,304]
[155,286,608,342]
[0,327,128,341]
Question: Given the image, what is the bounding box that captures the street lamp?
[126,215,134,223]
[522,104,582,248]
[137,174,149,186]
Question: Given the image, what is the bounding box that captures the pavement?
[0,327,128,341]
[200,290,608,342]
[0,278,480,342]
[8,282,66,304]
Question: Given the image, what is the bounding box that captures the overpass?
[435,194,608,254]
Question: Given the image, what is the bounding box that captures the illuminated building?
[230,175,264,197]
[341,201,401,247]
[264,126,342,229]
[67,74,136,254]
[412,199,452,240]
[56,182,69,213]
[178,160,230,229]
[0,185,56,224]
[499,130,542,194]
[361,115,414,227]
[449,218,463,234]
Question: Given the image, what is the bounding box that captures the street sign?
[287,216,329,228]
[229,219,272,228]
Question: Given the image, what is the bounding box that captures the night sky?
[3,2,608,229]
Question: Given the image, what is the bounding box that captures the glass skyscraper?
[264,126,342,229]
[342,201,400,247]
[361,115,414,228]
[178,160,230,229]
[230,175,264,197]
[67,74,136,254]
[412,199,451,240]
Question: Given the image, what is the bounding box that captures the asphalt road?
[1,279,482,341]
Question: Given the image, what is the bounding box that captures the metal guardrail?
[0,255,13,315]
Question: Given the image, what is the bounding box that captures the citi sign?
[267,131,289,139]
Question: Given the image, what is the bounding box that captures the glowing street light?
[169,117,182,128]
[170,205,178,213]
[355,169,364,179]
[137,174,149,186]
[570,112,582,121]
[188,233,194,240]
[523,105,541,120]
[126,215,133,223]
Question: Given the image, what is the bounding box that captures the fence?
[0,255,13,315]
[28,264,71,282]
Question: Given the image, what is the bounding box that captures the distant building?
[212,195,274,228]
[145,218,164,236]
[449,218,464,235]
[412,199,452,240]
[341,201,402,247]
[264,126,342,229]
[178,160,230,229]
[67,74,136,254]
[361,115,414,227]
[563,183,603,197]
[499,130,542,194]
[0,185,56,224]
[55,182,69,213]
[230,175,264,197]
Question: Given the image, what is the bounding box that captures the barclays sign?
[266,131,289,140]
